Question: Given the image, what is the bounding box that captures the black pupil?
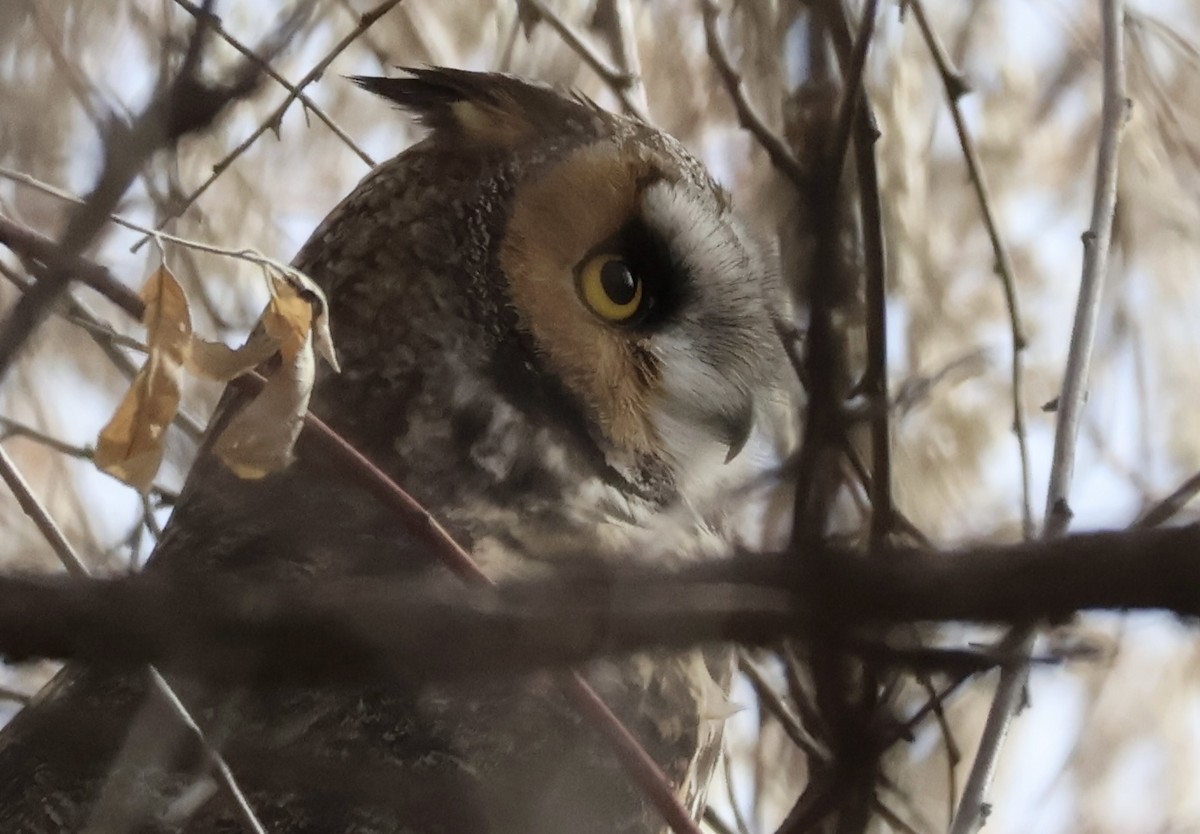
[600,260,638,306]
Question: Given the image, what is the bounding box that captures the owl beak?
[718,393,755,464]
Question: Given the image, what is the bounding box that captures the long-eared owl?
[0,68,783,833]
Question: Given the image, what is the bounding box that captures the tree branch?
[0,524,1196,688]
[0,1,310,379]
[949,2,1130,831]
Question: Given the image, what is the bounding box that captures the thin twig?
[699,0,808,189]
[0,416,94,460]
[516,0,647,122]
[703,806,740,834]
[0,167,309,280]
[0,446,267,833]
[0,212,143,320]
[0,447,90,578]
[906,0,1034,537]
[853,65,891,547]
[737,649,824,760]
[594,0,650,119]
[0,0,305,379]
[826,0,881,178]
[722,735,753,834]
[130,0,406,254]
[873,797,922,834]
[949,2,1128,831]
[1134,468,1200,528]
[171,0,375,167]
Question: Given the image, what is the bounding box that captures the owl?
[0,68,782,833]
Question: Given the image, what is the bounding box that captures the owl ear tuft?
[352,67,602,150]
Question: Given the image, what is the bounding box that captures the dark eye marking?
[580,217,689,331]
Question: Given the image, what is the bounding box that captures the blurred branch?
[2,523,1200,686]
[700,0,807,189]
[0,444,267,834]
[1,417,95,460]
[826,0,880,179]
[593,0,650,119]
[906,0,1034,538]
[172,0,376,167]
[950,1,1129,831]
[0,213,143,320]
[516,0,649,122]
[0,446,90,578]
[1134,468,1200,528]
[0,0,308,380]
[0,167,324,288]
[0,685,32,706]
[130,0,406,254]
[738,649,824,760]
[703,807,740,834]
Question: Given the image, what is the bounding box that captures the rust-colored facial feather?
[499,141,679,456]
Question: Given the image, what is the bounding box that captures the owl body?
[0,69,781,833]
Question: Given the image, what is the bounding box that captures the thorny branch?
[949,2,1129,832]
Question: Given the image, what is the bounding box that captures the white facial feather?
[637,180,778,491]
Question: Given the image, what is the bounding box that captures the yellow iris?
[577,254,644,323]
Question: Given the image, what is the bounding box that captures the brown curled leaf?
[186,331,278,382]
[94,265,192,491]
[212,332,315,480]
[211,265,339,480]
[262,270,314,365]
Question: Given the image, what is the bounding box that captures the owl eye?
[577,254,646,324]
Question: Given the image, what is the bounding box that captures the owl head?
[343,68,781,512]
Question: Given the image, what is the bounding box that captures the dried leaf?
[187,331,278,382]
[263,272,313,364]
[94,265,191,491]
[212,265,338,480]
[262,267,339,371]
[212,334,315,479]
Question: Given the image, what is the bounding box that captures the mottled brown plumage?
[0,68,782,833]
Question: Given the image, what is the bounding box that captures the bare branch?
[0,213,143,320]
[906,0,1034,537]
[129,0,407,253]
[593,0,650,119]
[699,0,807,189]
[950,2,1129,831]
[516,0,649,122]
[0,445,267,834]
[0,3,309,379]
[171,0,376,167]
[2,524,1199,688]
